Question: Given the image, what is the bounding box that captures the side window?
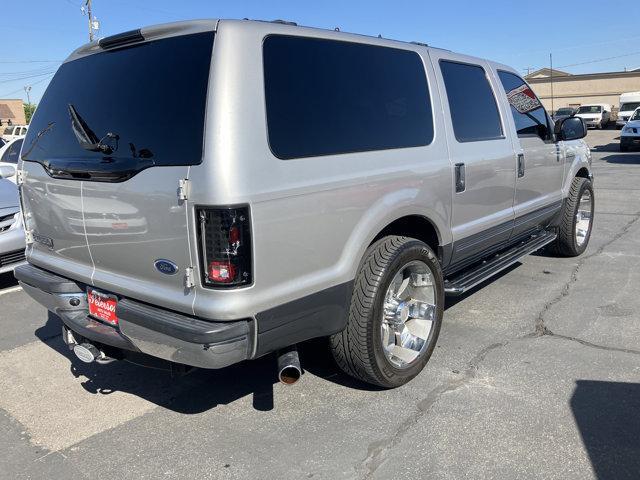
[263,36,434,159]
[439,60,503,142]
[2,139,23,164]
[498,71,550,141]
[4,126,14,136]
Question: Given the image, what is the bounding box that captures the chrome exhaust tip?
[277,346,302,385]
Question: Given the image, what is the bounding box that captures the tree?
[24,103,36,124]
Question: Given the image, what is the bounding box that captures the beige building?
[525,68,640,114]
[0,99,27,132]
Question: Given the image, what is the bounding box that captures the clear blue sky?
[3,0,640,104]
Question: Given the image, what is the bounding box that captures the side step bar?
[444,230,557,296]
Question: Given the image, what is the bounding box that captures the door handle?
[517,154,525,178]
[455,163,465,193]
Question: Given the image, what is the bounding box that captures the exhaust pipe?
[277,346,302,385]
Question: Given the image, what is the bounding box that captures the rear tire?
[330,236,444,388]
[549,177,594,257]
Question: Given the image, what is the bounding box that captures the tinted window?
[2,139,23,164]
[621,102,640,112]
[577,106,602,114]
[263,36,433,159]
[498,71,550,140]
[22,32,214,180]
[439,61,503,142]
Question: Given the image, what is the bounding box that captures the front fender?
[563,139,593,196]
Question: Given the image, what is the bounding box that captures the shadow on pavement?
[571,380,640,480]
[590,142,620,153]
[0,271,19,290]
[602,153,640,164]
[35,312,380,415]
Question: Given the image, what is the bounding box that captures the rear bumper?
[15,263,253,369]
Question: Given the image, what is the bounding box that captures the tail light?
[197,206,252,288]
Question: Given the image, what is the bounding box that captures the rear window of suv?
[22,32,214,178]
[263,36,434,159]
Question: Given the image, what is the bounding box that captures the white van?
[575,104,611,129]
[617,91,640,128]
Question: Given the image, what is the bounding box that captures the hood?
[0,178,19,210]
[623,120,640,129]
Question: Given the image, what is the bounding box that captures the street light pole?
[83,0,99,42]
[24,86,31,106]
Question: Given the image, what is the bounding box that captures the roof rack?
[269,19,298,26]
[410,41,429,47]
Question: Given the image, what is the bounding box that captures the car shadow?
[590,142,621,153]
[0,271,19,290]
[571,380,640,480]
[35,312,382,414]
[602,153,640,164]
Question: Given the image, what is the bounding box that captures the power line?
[557,51,640,69]
[0,74,54,98]
[0,60,62,64]
[0,70,56,84]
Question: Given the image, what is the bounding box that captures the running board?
[444,230,557,296]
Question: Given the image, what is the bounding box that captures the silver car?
[0,168,26,274]
[15,20,594,387]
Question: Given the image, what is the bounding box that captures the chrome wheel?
[575,189,592,247]
[381,261,436,369]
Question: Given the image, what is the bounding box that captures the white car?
[1,125,28,142]
[617,91,640,128]
[620,107,640,151]
[0,137,23,184]
[575,104,611,129]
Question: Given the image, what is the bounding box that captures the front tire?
[330,236,444,388]
[550,177,594,256]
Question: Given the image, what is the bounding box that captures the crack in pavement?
[357,209,640,479]
[359,342,507,479]
[530,209,640,345]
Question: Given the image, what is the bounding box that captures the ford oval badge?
[154,259,179,276]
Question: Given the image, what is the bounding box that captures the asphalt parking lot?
[0,128,638,480]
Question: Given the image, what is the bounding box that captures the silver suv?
[15,20,593,388]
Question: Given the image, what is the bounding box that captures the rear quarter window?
[263,36,434,159]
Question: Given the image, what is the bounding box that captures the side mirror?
[0,165,16,179]
[555,116,586,141]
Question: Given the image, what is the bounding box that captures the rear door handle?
[517,154,525,178]
[455,163,465,193]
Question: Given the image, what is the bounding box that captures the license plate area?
[87,289,119,325]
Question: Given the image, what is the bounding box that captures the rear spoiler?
[99,29,144,49]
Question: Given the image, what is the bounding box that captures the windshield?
[3,126,14,135]
[621,102,640,113]
[556,108,573,115]
[22,31,214,181]
[577,106,602,114]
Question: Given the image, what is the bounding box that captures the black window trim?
[438,58,506,144]
[262,34,436,161]
[496,69,555,144]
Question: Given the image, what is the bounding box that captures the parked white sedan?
[0,137,24,184]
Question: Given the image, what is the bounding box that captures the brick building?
[0,99,27,133]
[525,68,640,114]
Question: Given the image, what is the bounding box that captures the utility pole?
[82,0,99,42]
[549,53,554,115]
[24,86,31,106]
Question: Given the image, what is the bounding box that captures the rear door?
[494,70,564,238]
[430,51,517,268]
[20,29,214,313]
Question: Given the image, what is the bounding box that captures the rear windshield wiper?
[68,104,119,155]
